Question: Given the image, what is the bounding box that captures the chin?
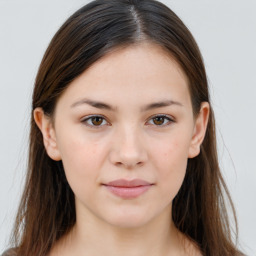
[107,218,150,229]
[103,208,153,229]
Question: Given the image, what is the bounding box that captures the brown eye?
[153,116,165,125]
[91,116,104,126]
[147,115,173,126]
[82,115,108,127]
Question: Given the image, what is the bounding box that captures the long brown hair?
[9,0,243,255]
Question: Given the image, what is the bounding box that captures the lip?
[103,179,153,199]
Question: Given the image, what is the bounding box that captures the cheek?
[154,134,190,169]
[151,134,190,198]
[57,135,107,195]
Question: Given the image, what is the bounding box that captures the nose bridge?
[121,124,141,152]
[110,122,147,168]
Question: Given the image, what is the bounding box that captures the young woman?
[2,0,244,255]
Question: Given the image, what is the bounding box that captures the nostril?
[115,162,122,166]
[109,144,148,169]
[115,161,144,169]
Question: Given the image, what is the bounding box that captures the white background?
[0,0,255,255]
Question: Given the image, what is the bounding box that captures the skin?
[35,43,209,256]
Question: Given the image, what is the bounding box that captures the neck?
[57,204,186,256]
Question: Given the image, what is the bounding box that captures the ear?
[33,107,61,161]
[188,102,210,158]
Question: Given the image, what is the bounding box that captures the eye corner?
[81,114,111,128]
[146,114,175,127]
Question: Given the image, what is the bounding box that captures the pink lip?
[103,179,153,199]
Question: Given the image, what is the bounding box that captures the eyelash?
[81,115,109,128]
[81,114,174,128]
[146,114,174,126]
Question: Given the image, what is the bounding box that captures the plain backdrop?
[0,0,255,255]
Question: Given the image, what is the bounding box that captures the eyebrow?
[141,100,183,111]
[71,99,115,111]
[70,98,183,111]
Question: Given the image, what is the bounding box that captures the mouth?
[102,179,154,199]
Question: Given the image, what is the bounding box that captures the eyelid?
[80,114,175,128]
[81,114,110,127]
[146,114,175,126]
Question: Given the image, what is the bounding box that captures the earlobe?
[33,108,61,161]
[188,102,210,158]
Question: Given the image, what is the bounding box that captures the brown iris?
[152,116,165,125]
[91,116,104,126]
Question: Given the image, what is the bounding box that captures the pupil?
[154,117,164,125]
[92,117,103,125]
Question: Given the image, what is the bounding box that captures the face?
[35,43,209,228]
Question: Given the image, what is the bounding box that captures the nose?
[109,126,148,169]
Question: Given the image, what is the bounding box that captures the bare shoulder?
[1,248,17,256]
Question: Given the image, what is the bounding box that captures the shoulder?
[1,248,17,256]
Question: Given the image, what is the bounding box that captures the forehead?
[84,42,188,85]
[57,43,191,109]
